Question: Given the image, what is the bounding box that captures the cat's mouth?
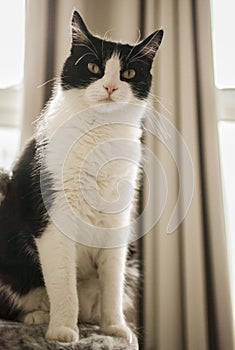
[100,96,115,103]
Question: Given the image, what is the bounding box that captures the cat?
[0,170,9,205]
[0,10,163,344]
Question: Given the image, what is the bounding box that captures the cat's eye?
[122,69,136,80]
[88,63,101,75]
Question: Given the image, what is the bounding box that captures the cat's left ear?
[136,29,164,60]
[71,10,91,46]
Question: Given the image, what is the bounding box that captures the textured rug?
[0,320,138,350]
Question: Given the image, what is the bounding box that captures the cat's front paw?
[46,326,79,343]
[20,310,49,325]
[101,324,133,343]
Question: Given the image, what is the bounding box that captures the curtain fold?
[143,0,184,348]
[21,0,51,145]
[21,0,234,349]
[193,1,234,348]
[143,0,234,349]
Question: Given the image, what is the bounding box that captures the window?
[211,0,235,329]
[0,0,25,170]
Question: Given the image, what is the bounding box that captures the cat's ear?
[71,10,90,46]
[136,29,164,61]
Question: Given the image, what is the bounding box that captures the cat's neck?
[42,85,147,140]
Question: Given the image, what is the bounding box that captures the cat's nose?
[103,85,118,95]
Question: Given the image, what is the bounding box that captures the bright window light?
[218,123,235,313]
[212,0,235,332]
[211,0,235,88]
[0,128,20,169]
[0,0,25,88]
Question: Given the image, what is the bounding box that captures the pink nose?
[103,85,118,95]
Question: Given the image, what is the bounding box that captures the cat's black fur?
[0,139,48,319]
[0,170,9,197]
[0,11,163,322]
[62,11,163,99]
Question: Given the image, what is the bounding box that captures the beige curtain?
[22,1,234,349]
[21,0,49,144]
[143,1,233,349]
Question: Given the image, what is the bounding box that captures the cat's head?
[61,11,163,112]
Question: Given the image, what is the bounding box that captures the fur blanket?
[0,320,138,350]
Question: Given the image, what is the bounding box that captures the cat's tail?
[0,169,10,205]
[123,243,140,326]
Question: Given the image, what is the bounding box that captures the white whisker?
[143,107,171,142]
[75,53,92,65]
[78,44,99,61]
[148,92,172,114]
[128,57,149,66]
[128,48,155,64]
[37,77,58,89]
[85,36,99,58]
[125,29,142,62]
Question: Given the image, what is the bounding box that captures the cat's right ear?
[71,10,90,46]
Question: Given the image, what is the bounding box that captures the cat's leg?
[35,223,79,343]
[77,277,101,324]
[98,247,133,343]
[18,287,50,325]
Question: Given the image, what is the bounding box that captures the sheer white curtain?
[21,1,234,349]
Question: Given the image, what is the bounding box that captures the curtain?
[21,0,49,144]
[22,1,234,349]
[143,1,233,349]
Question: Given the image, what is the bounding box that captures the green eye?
[122,69,136,79]
[88,63,101,74]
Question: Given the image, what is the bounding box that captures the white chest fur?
[42,86,146,247]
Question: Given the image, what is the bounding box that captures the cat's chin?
[88,101,128,114]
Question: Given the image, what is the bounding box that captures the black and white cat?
[0,11,163,343]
